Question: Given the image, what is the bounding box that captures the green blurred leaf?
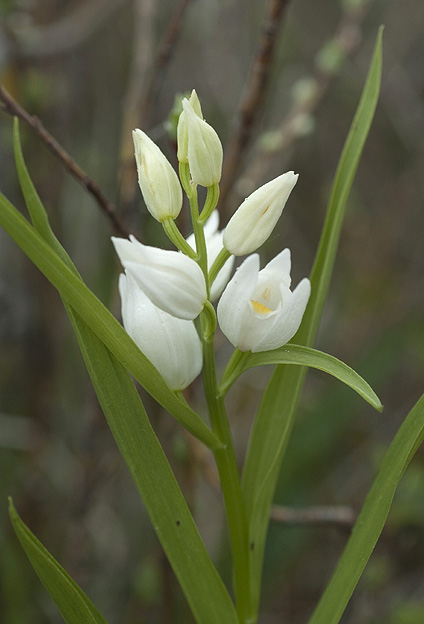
[8,499,108,624]
[308,393,424,624]
[219,344,382,411]
[68,309,238,624]
[8,123,237,623]
[241,27,383,615]
[0,190,220,450]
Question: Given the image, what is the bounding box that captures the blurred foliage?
[1,0,424,622]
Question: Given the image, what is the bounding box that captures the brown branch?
[118,0,194,210]
[270,504,356,529]
[139,0,194,126]
[237,3,368,197]
[219,0,291,212]
[0,84,132,238]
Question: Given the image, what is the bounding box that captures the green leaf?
[308,393,424,624]
[67,309,238,624]
[8,499,108,624]
[8,125,237,623]
[219,344,383,411]
[241,27,383,615]
[12,117,79,275]
[0,190,220,450]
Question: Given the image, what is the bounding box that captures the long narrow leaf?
[8,134,237,622]
[9,499,108,624]
[68,308,238,624]
[220,344,382,411]
[241,28,383,614]
[0,191,220,450]
[308,393,424,624]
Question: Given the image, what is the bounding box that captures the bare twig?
[271,504,356,529]
[0,84,132,237]
[119,0,157,208]
[238,2,369,197]
[118,0,193,210]
[139,0,194,126]
[219,0,291,211]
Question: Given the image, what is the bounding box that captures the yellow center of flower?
[250,300,272,314]
[250,287,273,315]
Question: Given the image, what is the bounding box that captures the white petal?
[133,129,182,221]
[223,172,298,255]
[260,248,292,287]
[112,236,206,320]
[252,277,311,352]
[217,254,259,348]
[119,274,202,390]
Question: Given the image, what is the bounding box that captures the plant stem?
[201,313,254,623]
[162,217,197,258]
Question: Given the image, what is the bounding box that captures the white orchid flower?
[180,98,223,187]
[133,128,182,221]
[112,235,207,320]
[119,273,202,390]
[186,210,235,300]
[217,249,311,352]
[223,172,298,256]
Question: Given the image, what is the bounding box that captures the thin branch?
[139,0,194,126]
[0,84,132,238]
[118,0,193,210]
[270,504,356,529]
[119,0,157,209]
[238,2,369,197]
[219,0,291,211]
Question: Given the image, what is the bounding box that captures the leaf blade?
[241,28,383,614]
[220,344,382,411]
[68,308,238,624]
[0,191,220,450]
[9,499,108,624]
[308,393,424,624]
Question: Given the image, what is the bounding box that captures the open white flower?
[217,249,310,352]
[119,273,202,390]
[186,210,234,300]
[133,128,182,221]
[223,172,298,256]
[112,235,207,320]
[181,98,223,187]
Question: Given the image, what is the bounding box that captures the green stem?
[200,313,254,623]
[209,247,232,290]
[218,348,250,397]
[199,183,220,223]
[162,217,197,258]
[188,184,210,297]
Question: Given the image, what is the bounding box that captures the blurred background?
[1,0,424,622]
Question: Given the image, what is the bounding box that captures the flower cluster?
[113,90,310,390]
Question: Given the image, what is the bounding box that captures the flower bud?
[181,98,223,187]
[217,249,310,352]
[119,273,202,390]
[177,89,203,164]
[133,129,182,221]
[223,172,298,256]
[112,235,207,320]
